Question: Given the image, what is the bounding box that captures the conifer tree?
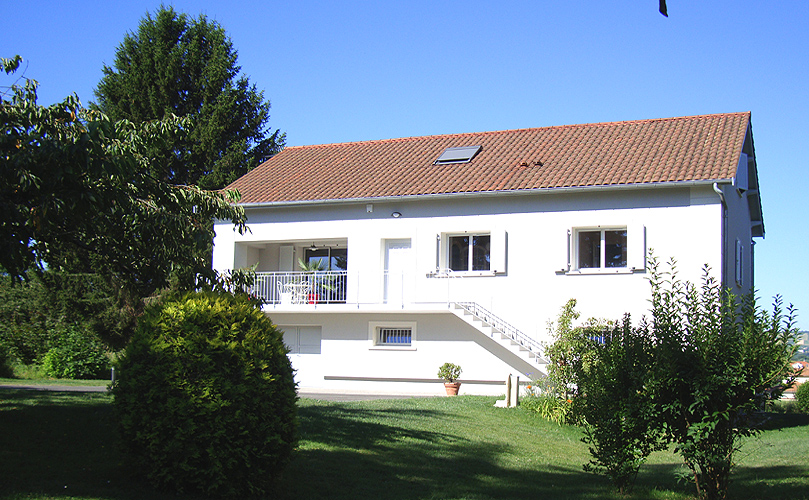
[94,6,284,190]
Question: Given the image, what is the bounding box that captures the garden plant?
[112,290,297,497]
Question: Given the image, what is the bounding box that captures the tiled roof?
[228,112,751,204]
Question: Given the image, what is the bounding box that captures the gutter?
[713,182,728,208]
[237,179,736,209]
[713,181,730,289]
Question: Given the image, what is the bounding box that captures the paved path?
[0,384,432,402]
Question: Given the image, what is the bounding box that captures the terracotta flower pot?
[444,382,461,396]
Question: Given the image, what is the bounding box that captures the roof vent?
[434,145,482,164]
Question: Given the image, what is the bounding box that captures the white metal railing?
[251,271,348,304]
[454,301,545,359]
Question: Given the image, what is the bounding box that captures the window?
[449,234,490,272]
[369,321,417,349]
[280,326,321,354]
[577,228,627,269]
[304,247,347,270]
[377,327,412,346]
[434,145,482,164]
[430,229,506,276]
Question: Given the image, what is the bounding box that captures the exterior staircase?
[449,301,548,373]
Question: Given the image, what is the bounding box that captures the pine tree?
[94,6,284,189]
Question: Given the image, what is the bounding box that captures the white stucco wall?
[214,185,724,339]
[273,311,540,396]
[212,184,738,394]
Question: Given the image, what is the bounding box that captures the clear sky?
[3,1,808,329]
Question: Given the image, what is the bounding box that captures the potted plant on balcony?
[438,362,462,396]
[297,258,334,303]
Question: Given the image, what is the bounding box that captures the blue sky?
[3,1,808,329]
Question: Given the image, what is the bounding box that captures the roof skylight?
[434,145,482,164]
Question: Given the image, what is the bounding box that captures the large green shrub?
[796,382,809,413]
[0,342,14,378]
[577,316,665,494]
[0,274,54,363]
[646,259,798,500]
[41,324,110,379]
[112,291,297,497]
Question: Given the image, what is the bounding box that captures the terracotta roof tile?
[227,112,751,204]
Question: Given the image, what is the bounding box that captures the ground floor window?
[369,321,417,349]
[279,325,322,354]
[378,327,412,346]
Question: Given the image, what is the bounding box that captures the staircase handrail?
[454,301,545,359]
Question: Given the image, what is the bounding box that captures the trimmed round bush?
[41,324,110,379]
[796,382,809,413]
[112,291,298,497]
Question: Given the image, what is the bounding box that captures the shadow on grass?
[0,389,184,500]
[276,401,615,500]
[757,411,809,430]
[2,390,807,500]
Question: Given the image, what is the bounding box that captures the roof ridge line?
[283,112,751,150]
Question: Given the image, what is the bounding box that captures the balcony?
[251,271,348,305]
[246,269,507,311]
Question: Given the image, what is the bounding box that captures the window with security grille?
[377,327,412,346]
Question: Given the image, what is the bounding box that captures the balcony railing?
[251,271,348,304]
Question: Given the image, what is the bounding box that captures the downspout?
[713,183,728,289]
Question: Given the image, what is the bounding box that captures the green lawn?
[1,389,807,500]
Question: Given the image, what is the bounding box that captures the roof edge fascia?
[238,179,733,209]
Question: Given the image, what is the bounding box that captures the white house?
[212,112,764,395]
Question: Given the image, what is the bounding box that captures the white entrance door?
[384,239,412,305]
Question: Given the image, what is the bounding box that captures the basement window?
[369,321,417,350]
[378,327,412,346]
[434,145,482,164]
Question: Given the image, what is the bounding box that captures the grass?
[0,377,110,388]
[0,361,112,388]
[1,390,808,500]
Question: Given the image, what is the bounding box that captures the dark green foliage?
[547,259,798,500]
[0,273,54,363]
[520,394,577,425]
[94,6,285,190]
[2,56,249,341]
[577,316,665,494]
[647,258,798,500]
[0,343,13,378]
[41,324,110,379]
[40,257,137,349]
[796,382,809,413]
[113,291,298,497]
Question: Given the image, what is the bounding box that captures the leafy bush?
[577,316,665,494]
[437,362,462,382]
[112,291,298,497]
[0,342,14,378]
[41,324,110,379]
[645,258,798,500]
[521,394,576,425]
[0,274,54,363]
[796,383,809,413]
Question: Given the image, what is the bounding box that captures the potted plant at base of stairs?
[438,362,462,396]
